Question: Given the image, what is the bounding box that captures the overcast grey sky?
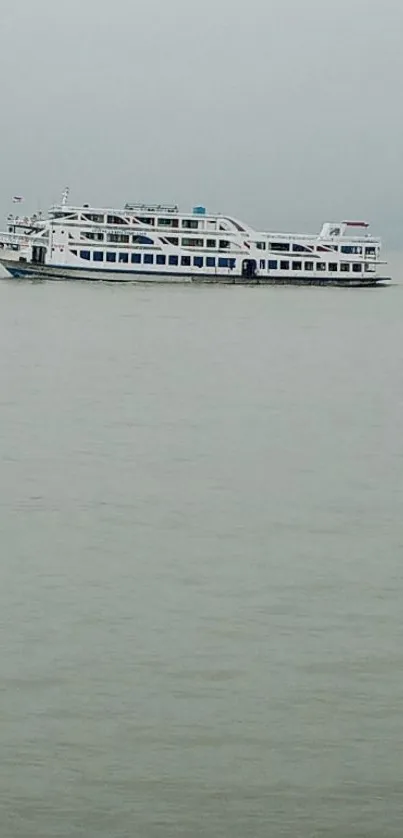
[1,0,402,243]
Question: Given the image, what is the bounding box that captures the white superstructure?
[0,195,390,285]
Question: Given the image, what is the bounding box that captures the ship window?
[317,244,338,252]
[166,236,179,246]
[131,253,141,263]
[259,260,265,269]
[107,215,126,225]
[156,254,166,265]
[270,242,289,252]
[219,257,230,268]
[93,251,104,261]
[229,259,236,269]
[194,256,203,268]
[292,261,302,271]
[280,260,289,270]
[158,217,179,227]
[341,245,362,254]
[365,246,376,255]
[108,233,130,243]
[340,263,350,272]
[352,263,362,272]
[328,262,338,271]
[181,255,191,266]
[206,239,216,248]
[119,253,129,263]
[268,260,278,270]
[169,255,179,266]
[83,213,104,223]
[133,235,153,245]
[137,216,155,226]
[182,219,199,229]
[144,254,154,264]
[80,250,91,260]
[83,231,104,241]
[317,262,326,271]
[219,240,230,249]
[293,243,309,252]
[182,238,204,247]
[305,261,314,271]
[106,252,116,262]
[206,257,216,267]
[256,242,266,250]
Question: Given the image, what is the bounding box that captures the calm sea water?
[0,277,403,837]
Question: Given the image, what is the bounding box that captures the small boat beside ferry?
[0,192,390,285]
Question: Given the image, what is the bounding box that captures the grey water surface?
[0,279,402,837]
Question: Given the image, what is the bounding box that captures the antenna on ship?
[61,186,70,207]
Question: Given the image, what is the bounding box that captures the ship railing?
[0,232,41,247]
[124,203,179,213]
[7,214,45,227]
[256,232,381,245]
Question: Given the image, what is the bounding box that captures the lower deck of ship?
[0,260,391,287]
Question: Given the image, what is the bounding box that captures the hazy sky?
[1,0,402,244]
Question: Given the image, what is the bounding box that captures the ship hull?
[0,259,391,286]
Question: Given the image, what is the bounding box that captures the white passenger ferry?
[0,192,390,285]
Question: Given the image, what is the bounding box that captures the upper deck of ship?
[44,204,380,246]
